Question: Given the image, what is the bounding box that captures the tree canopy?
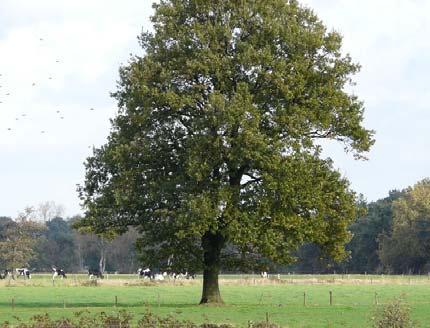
[379,179,430,274]
[344,191,404,273]
[77,0,374,303]
[0,218,45,272]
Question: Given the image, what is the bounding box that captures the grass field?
[1,274,430,327]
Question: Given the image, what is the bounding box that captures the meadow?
[1,274,430,327]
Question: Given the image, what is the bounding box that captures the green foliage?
[31,218,78,271]
[77,0,374,300]
[379,179,430,273]
[345,191,404,273]
[372,296,417,328]
[0,219,45,269]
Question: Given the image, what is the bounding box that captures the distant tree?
[31,217,78,271]
[16,206,37,222]
[70,215,116,273]
[72,227,139,273]
[346,191,404,273]
[0,217,13,236]
[71,228,108,273]
[0,218,45,272]
[108,228,139,273]
[36,201,65,222]
[71,230,99,272]
[379,179,430,273]
[77,0,374,303]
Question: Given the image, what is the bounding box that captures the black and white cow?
[153,272,166,281]
[88,268,103,279]
[52,267,67,279]
[137,268,153,279]
[180,271,196,279]
[16,268,31,279]
[171,271,196,280]
[187,272,196,279]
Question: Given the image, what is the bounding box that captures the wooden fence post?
[329,291,332,306]
[303,292,306,306]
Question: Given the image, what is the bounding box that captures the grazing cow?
[52,267,67,279]
[88,269,103,279]
[137,268,153,279]
[153,273,165,281]
[169,271,195,280]
[16,268,31,279]
[187,272,196,279]
[179,272,195,279]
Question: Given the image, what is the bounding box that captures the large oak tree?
[78,0,374,304]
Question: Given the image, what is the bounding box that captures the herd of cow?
[136,268,196,280]
[0,268,67,280]
[0,267,196,280]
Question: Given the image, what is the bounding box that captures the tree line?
[0,213,139,274]
[1,179,430,275]
[287,178,430,275]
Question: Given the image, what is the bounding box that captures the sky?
[1,0,429,218]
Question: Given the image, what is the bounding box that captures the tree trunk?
[200,232,224,304]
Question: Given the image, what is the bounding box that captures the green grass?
[1,275,430,327]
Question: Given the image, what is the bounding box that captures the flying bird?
[32,83,36,86]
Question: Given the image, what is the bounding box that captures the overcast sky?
[1,0,429,218]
